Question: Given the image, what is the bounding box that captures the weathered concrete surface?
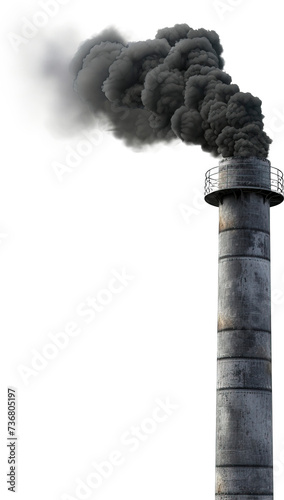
[216,190,273,498]
[216,465,273,494]
[218,257,271,332]
[217,359,271,389]
[219,192,270,232]
[217,330,271,360]
[216,391,273,465]
[216,497,273,499]
[218,157,271,191]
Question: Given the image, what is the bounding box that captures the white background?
[1,0,284,498]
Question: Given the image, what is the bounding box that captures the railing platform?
[204,157,284,207]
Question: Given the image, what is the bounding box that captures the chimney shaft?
[204,157,284,499]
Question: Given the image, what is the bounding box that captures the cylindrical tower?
[204,157,284,499]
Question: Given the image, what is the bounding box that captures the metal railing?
[204,164,284,199]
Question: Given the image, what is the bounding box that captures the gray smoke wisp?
[71,25,271,157]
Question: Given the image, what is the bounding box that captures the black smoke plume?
[71,25,271,158]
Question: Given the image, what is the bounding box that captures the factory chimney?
[70,23,284,497]
[205,157,284,498]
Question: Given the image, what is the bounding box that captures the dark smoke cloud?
[71,25,271,158]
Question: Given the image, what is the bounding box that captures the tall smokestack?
[205,157,284,498]
[69,24,284,497]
